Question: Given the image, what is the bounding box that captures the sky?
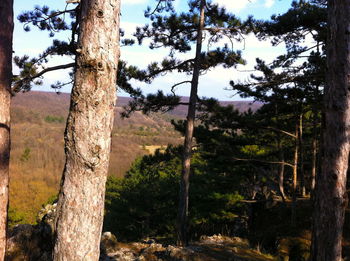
[13,0,295,101]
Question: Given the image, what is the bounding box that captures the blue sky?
[13,0,295,100]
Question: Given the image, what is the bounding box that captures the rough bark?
[0,0,13,260]
[176,0,205,247]
[311,1,350,260]
[53,0,120,260]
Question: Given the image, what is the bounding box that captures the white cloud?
[120,21,142,38]
[212,0,258,12]
[123,0,148,5]
[212,0,276,12]
[264,0,275,8]
[173,0,181,9]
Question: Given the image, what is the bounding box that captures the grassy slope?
[9,91,260,223]
[10,91,182,223]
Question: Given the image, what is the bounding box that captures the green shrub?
[20,148,31,162]
[8,208,26,228]
[44,115,64,123]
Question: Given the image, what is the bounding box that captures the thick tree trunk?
[177,0,205,247]
[53,0,120,260]
[0,0,13,260]
[311,1,350,260]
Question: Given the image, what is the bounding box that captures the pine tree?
[311,0,350,260]
[11,0,121,259]
[0,0,13,259]
[122,0,247,245]
[51,0,120,259]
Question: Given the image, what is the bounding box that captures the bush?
[44,115,64,123]
[8,208,26,228]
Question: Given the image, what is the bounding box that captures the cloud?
[264,0,275,8]
[120,21,142,38]
[123,0,148,5]
[212,0,276,12]
[212,0,258,12]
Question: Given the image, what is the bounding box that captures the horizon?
[14,89,258,103]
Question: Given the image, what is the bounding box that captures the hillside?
[9,91,260,223]
[10,91,182,223]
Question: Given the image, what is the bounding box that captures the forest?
[0,0,349,260]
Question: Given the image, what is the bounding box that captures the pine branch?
[261,126,297,139]
[12,62,75,93]
[170,81,192,95]
[232,157,294,168]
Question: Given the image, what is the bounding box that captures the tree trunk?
[298,114,306,197]
[291,120,299,226]
[53,0,120,260]
[277,136,286,201]
[311,1,350,260]
[0,0,13,259]
[177,0,205,247]
[311,91,319,193]
[311,134,317,192]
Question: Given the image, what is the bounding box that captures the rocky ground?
[100,233,276,261]
[6,203,307,261]
[6,224,276,261]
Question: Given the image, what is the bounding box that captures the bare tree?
[52,0,120,259]
[0,0,13,259]
[311,1,350,260]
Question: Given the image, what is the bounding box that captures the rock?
[6,203,55,261]
[101,231,118,254]
[142,238,156,244]
[139,243,165,261]
[37,203,57,223]
[106,247,137,261]
[6,223,53,261]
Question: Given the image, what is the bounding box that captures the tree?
[227,0,327,207]
[311,1,350,260]
[122,0,246,246]
[176,0,205,247]
[52,0,120,259]
[0,0,13,259]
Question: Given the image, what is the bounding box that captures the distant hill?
[12,91,261,118]
[164,98,262,118]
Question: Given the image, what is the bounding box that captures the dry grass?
[9,91,182,223]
